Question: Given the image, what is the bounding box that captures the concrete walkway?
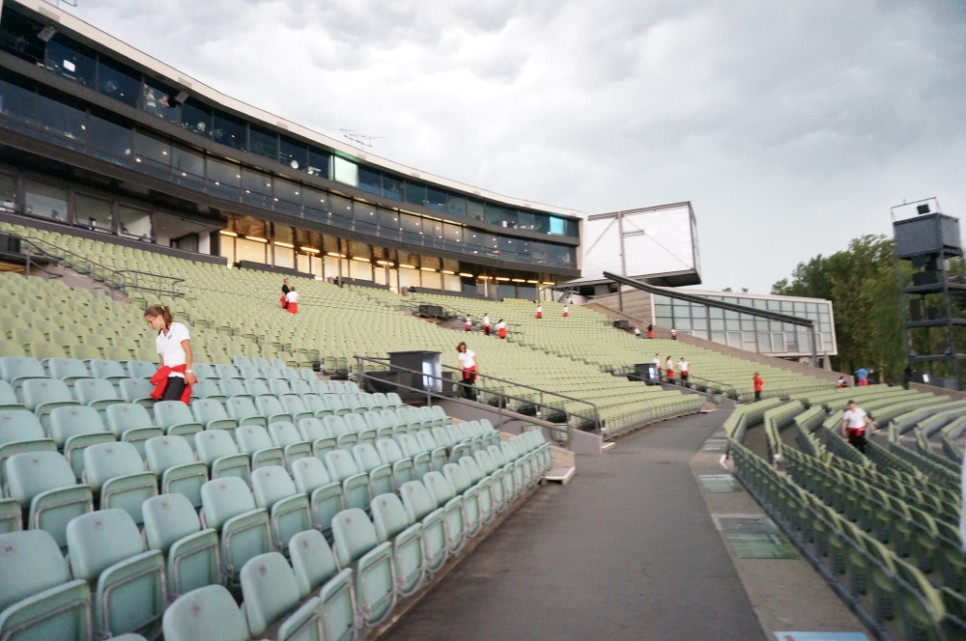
[382,412,770,641]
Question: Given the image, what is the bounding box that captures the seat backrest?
[0,408,45,442]
[82,442,146,491]
[297,417,328,441]
[250,466,297,509]
[21,378,73,410]
[370,492,412,542]
[290,457,332,494]
[459,455,485,484]
[219,380,248,398]
[443,463,472,494]
[192,397,228,421]
[66,508,145,581]
[267,421,301,447]
[154,400,196,428]
[0,355,45,383]
[363,411,387,431]
[48,405,106,444]
[74,377,120,404]
[380,408,401,427]
[236,424,273,454]
[331,508,378,567]
[5,451,77,503]
[163,585,248,641]
[343,413,368,434]
[226,396,258,419]
[0,379,17,407]
[240,552,301,637]
[89,359,128,380]
[0,529,71,609]
[104,403,155,434]
[324,449,360,482]
[245,379,271,398]
[288,529,338,598]
[323,415,350,437]
[423,471,455,504]
[201,477,257,529]
[269,379,293,397]
[396,433,422,458]
[144,435,196,473]
[399,480,438,521]
[142,493,202,552]
[374,438,404,464]
[416,430,438,452]
[351,443,383,473]
[119,378,155,403]
[47,357,90,380]
[195,429,240,462]
[216,364,242,380]
[279,394,306,414]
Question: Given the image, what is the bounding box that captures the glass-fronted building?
[0,0,582,300]
[652,290,837,359]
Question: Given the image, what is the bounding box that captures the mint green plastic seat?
[0,530,91,641]
[331,508,396,628]
[236,424,285,469]
[319,567,356,641]
[443,462,483,537]
[191,397,237,432]
[200,477,272,585]
[422,471,466,554]
[144,435,208,508]
[66,509,165,639]
[83,441,158,524]
[399,480,447,574]
[240,552,322,640]
[251,465,311,551]
[73,377,124,410]
[103,403,164,457]
[371,492,425,597]
[142,493,220,599]
[21,378,77,429]
[153,400,204,441]
[162,585,248,641]
[45,357,91,385]
[194,429,251,483]
[324,450,371,512]
[289,529,339,598]
[291,456,344,537]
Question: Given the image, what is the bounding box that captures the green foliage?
[772,234,905,382]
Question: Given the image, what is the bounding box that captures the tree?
[772,235,905,382]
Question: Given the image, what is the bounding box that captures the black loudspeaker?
[613,320,630,329]
[0,233,21,254]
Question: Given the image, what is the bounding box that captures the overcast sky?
[70,0,966,293]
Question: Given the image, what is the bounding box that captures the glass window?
[280,136,306,171]
[97,57,140,108]
[0,173,15,212]
[46,36,95,87]
[133,130,170,173]
[181,98,212,138]
[443,223,462,245]
[400,213,422,241]
[0,73,34,120]
[466,199,484,221]
[33,92,86,140]
[378,207,399,232]
[448,194,466,217]
[426,187,447,212]
[212,109,245,151]
[404,181,425,206]
[517,210,535,230]
[329,194,353,228]
[24,181,67,221]
[142,77,180,122]
[206,157,241,198]
[88,114,131,158]
[382,174,402,201]
[355,202,378,234]
[307,147,330,178]
[302,187,328,221]
[241,167,273,207]
[171,144,205,184]
[358,166,381,196]
[0,9,46,64]
[332,157,358,186]
[274,178,301,206]
[118,204,151,240]
[74,194,112,232]
[249,124,277,160]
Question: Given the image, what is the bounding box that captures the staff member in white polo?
[456,341,478,400]
[841,400,875,453]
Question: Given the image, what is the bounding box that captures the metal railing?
[352,354,601,440]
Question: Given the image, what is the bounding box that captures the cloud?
[70,0,966,293]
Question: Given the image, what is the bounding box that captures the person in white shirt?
[841,400,875,453]
[482,313,491,336]
[562,305,570,318]
[285,287,299,314]
[145,304,196,403]
[536,304,543,319]
[456,341,478,400]
[633,326,641,337]
[678,357,689,386]
[496,319,507,339]
[664,355,674,382]
[464,315,473,332]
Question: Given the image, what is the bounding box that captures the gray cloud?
[72,0,966,293]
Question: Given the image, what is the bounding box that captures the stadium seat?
[82,441,158,523]
[103,403,164,456]
[194,429,251,482]
[444,462,483,537]
[324,449,371,512]
[236,424,285,469]
[0,355,46,390]
[399,480,448,574]
[127,360,157,379]
[371,491,425,597]
[240,552,323,640]
[352,442,394,497]
[225,395,267,426]
[153,400,204,441]
[374,437,416,488]
[162,585,248,641]
[318,565,357,641]
[267,420,312,467]
[288,528,339,597]
[73,376,124,410]
[0,530,92,641]
[144,435,208,507]
[89,358,130,383]
[423,471,466,554]
[119,377,156,406]
[250,465,312,551]
[191,397,237,432]
[290,456,344,537]
[0,408,57,481]
[330,508,396,628]
[4,450,94,548]
[21,378,77,428]
[66,509,165,639]
[200,476,272,585]
[142,493,220,599]
[48,404,116,478]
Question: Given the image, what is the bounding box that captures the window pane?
[171,144,205,185]
[133,130,170,174]
[46,36,95,87]
[404,181,425,206]
[280,136,306,171]
[75,194,112,233]
[207,157,241,198]
[249,125,277,161]
[181,98,212,137]
[382,174,402,201]
[118,205,151,240]
[358,166,381,196]
[142,78,180,122]
[0,9,46,64]
[274,178,301,205]
[241,167,272,207]
[333,157,358,186]
[97,57,140,108]
[24,181,67,221]
[0,74,34,120]
[213,109,245,150]
[89,114,131,157]
[307,147,330,178]
[426,187,447,212]
[34,92,86,140]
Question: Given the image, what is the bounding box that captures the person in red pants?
[841,400,875,453]
[457,341,478,400]
[753,372,764,401]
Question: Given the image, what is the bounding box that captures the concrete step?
[543,466,576,485]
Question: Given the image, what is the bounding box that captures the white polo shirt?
[458,349,476,369]
[843,407,868,430]
[156,321,190,377]
[286,290,299,304]
[678,360,689,373]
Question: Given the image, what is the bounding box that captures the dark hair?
[457,342,467,352]
[144,304,173,328]
[847,399,855,404]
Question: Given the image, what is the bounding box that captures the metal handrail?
[353,354,599,436]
